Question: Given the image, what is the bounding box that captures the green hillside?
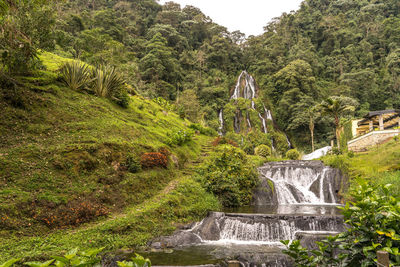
[323,139,400,196]
[0,52,219,260]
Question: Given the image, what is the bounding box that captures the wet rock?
[192,212,224,241]
[150,231,202,248]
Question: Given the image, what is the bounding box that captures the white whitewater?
[221,71,273,136]
[218,109,224,135]
[302,146,332,160]
[259,163,337,205]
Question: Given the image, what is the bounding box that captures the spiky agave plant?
[91,65,125,98]
[60,61,91,91]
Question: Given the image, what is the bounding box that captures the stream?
[144,160,347,266]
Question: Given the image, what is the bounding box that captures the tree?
[319,97,354,151]
[177,89,201,122]
[0,0,56,73]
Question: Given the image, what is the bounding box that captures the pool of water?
[141,243,289,266]
[223,204,342,215]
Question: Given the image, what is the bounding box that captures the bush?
[91,65,123,97]
[125,154,141,173]
[34,199,108,228]
[255,144,272,158]
[189,123,216,136]
[286,149,300,160]
[282,183,400,266]
[212,136,238,147]
[167,129,193,146]
[60,61,91,91]
[196,145,259,207]
[140,152,168,169]
[152,97,176,112]
[347,151,355,158]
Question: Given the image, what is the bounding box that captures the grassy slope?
[322,140,400,196]
[0,52,219,260]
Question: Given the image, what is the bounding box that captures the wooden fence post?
[377,250,389,267]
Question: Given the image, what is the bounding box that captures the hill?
[0,52,219,260]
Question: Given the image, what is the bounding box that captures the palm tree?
[319,98,354,151]
[307,106,318,152]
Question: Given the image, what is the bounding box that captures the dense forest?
[1,0,399,151]
[1,0,400,265]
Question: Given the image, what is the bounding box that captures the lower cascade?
[147,161,347,266]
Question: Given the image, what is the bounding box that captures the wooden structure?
[355,109,400,136]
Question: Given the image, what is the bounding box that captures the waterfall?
[149,160,346,266]
[190,212,344,244]
[259,113,267,133]
[231,71,256,100]
[302,146,332,160]
[218,109,224,135]
[258,161,339,205]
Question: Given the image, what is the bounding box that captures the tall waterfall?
[220,71,275,136]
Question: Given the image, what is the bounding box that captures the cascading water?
[148,160,346,266]
[218,109,224,135]
[220,71,275,136]
[257,161,342,205]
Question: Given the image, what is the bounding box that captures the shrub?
[91,65,125,97]
[167,129,193,146]
[189,123,216,136]
[255,144,272,158]
[347,151,355,158]
[282,183,400,266]
[125,154,141,173]
[212,136,238,147]
[140,152,168,169]
[33,199,108,228]
[60,61,91,91]
[152,97,176,112]
[196,145,259,207]
[286,149,300,160]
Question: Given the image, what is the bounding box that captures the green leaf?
[25,260,54,267]
[0,259,21,267]
[64,248,79,260]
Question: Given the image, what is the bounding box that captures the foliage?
[255,144,272,158]
[117,254,151,267]
[282,183,400,266]
[0,0,55,73]
[125,154,141,173]
[152,97,176,112]
[211,136,238,147]
[167,129,193,146]
[319,97,355,151]
[34,199,108,228]
[23,247,104,267]
[196,145,259,207]
[60,61,91,91]
[177,89,201,122]
[286,149,300,160]
[0,259,20,267]
[140,152,168,169]
[188,123,216,136]
[91,65,125,96]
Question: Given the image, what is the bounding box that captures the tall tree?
[319,97,354,151]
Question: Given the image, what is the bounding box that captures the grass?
[0,176,219,261]
[0,52,219,260]
[322,140,400,197]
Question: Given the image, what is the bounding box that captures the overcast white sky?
[159,0,303,36]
